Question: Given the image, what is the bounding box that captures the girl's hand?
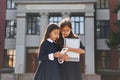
[62,54,70,62]
[54,52,63,58]
[63,46,71,52]
[58,54,69,63]
[58,57,64,63]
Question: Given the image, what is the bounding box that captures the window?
[7,0,16,9]
[26,14,40,35]
[118,0,120,5]
[96,21,110,38]
[49,14,62,24]
[4,50,16,68]
[71,16,85,35]
[118,20,120,29]
[5,20,16,38]
[96,50,111,70]
[97,0,109,9]
[119,51,120,69]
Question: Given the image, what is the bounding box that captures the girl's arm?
[54,52,63,58]
[39,52,63,61]
[47,52,63,61]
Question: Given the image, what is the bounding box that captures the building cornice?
[13,0,96,4]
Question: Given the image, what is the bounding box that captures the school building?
[0,0,120,80]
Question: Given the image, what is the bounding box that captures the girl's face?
[49,29,60,41]
[61,26,71,38]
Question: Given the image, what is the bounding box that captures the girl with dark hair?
[33,23,63,80]
[58,18,85,80]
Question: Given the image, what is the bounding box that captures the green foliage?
[106,29,120,48]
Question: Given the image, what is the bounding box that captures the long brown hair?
[59,18,77,38]
[39,23,60,48]
[38,23,60,56]
[57,18,78,48]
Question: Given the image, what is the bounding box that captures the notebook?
[64,38,80,62]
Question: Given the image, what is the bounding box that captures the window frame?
[96,20,110,38]
[26,14,40,35]
[117,20,120,29]
[70,15,85,35]
[5,20,16,38]
[6,0,17,9]
[97,0,110,9]
[3,50,16,68]
[49,13,62,24]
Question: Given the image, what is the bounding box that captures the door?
[26,53,38,73]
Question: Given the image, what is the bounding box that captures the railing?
[96,50,120,71]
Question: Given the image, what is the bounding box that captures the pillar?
[62,12,70,18]
[15,12,26,74]
[84,12,101,80]
[39,12,48,42]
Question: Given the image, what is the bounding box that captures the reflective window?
[26,14,40,35]
[97,21,110,38]
[71,16,85,35]
[7,0,16,9]
[97,0,109,9]
[118,20,120,29]
[5,20,16,38]
[49,14,62,24]
[118,0,120,5]
[4,50,16,68]
[119,51,120,69]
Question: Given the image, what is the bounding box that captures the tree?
[106,29,120,48]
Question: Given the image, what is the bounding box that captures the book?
[64,38,80,62]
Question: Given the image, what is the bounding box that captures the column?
[85,12,95,74]
[39,12,48,42]
[84,12,101,80]
[15,12,26,74]
[62,12,70,18]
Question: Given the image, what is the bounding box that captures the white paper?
[64,38,80,62]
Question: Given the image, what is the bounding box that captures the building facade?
[0,0,120,80]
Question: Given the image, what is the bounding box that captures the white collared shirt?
[47,38,54,43]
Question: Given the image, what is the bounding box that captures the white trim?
[48,53,54,61]
[47,38,54,43]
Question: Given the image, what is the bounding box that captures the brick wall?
[110,0,118,31]
[0,0,6,68]
[110,0,119,69]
